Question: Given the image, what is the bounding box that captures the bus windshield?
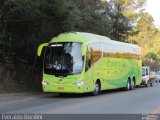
[44,42,83,76]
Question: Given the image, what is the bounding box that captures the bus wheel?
[130,79,135,90]
[92,81,100,96]
[126,79,131,91]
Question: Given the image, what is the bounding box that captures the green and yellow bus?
[37,32,142,95]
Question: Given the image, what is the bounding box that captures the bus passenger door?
[84,49,94,92]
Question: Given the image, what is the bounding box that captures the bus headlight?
[73,80,84,86]
[42,81,50,85]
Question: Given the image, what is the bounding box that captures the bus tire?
[92,81,100,96]
[126,79,131,91]
[130,78,135,90]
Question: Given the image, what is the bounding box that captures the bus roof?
[50,32,141,55]
[50,32,104,43]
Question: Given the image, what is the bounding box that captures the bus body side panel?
[89,57,142,90]
[84,66,96,92]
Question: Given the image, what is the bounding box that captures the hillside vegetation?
[0,0,160,92]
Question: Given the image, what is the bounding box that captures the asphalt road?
[0,83,160,114]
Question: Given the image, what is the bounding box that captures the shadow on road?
[42,84,156,99]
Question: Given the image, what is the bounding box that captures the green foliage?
[104,0,146,41]
[0,0,150,62]
[129,12,157,56]
[151,32,160,53]
[145,52,158,60]
[142,61,149,66]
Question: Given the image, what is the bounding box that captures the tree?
[70,0,112,36]
[146,52,158,60]
[151,32,160,54]
[1,0,83,60]
[102,0,146,41]
[129,12,157,56]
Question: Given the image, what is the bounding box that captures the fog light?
[42,81,50,85]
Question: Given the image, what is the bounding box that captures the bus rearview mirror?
[37,43,48,56]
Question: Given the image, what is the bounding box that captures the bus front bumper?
[42,83,89,93]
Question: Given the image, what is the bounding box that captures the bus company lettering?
[106,60,125,68]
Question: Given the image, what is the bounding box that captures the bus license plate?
[58,87,64,90]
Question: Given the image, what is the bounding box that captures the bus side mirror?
[37,43,48,56]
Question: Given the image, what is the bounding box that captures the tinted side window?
[89,43,102,65]
[102,42,115,57]
[102,42,140,59]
